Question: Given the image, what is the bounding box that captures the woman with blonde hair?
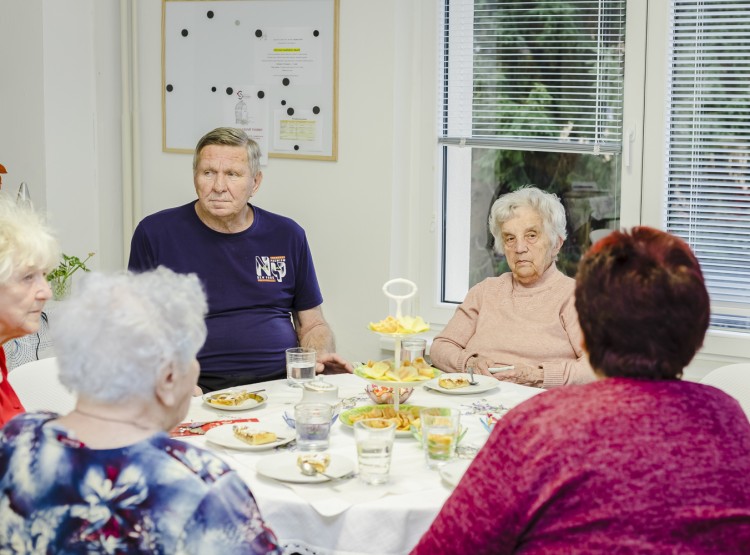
[0,194,58,425]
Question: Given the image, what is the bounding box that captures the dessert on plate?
[232,426,278,445]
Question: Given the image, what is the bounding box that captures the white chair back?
[699,362,750,418]
[7,357,76,414]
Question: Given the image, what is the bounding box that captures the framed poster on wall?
[163,0,339,161]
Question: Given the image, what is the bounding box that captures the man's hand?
[316,352,354,374]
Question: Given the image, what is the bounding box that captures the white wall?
[0,0,123,273]
[0,1,47,209]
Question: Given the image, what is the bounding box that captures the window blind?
[439,0,627,154]
[666,0,750,330]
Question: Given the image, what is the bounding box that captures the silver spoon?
[299,461,355,481]
[467,366,479,385]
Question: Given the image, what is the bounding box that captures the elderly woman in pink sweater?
[430,186,594,388]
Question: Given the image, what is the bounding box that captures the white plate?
[205,423,294,451]
[424,373,499,395]
[256,452,356,483]
[439,459,472,487]
[202,388,268,411]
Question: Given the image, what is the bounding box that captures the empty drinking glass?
[354,418,396,485]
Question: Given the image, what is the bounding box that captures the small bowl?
[282,405,340,429]
[365,384,414,404]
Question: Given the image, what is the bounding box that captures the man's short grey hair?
[488,186,568,251]
[53,267,208,403]
[192,126,262,177]
[0,193,59,285]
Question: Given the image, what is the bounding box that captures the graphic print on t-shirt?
[256,255,287,282]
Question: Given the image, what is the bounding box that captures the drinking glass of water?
[286,347,317,387]
[294,402,334,451]
[354,418,396,485]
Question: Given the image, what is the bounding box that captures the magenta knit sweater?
[411,378,750,554]
[430,265,594,387]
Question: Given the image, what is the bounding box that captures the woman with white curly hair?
[0,267,280,554]
[430,186,594,388]
[0,194,58,425]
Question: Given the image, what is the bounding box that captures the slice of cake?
[297,453,331,473]
[438,376,470,389]
[232,426,277,445]
[208,390,254,406]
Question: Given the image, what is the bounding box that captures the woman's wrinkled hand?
[493,363,544,388]
[464,355,495,376]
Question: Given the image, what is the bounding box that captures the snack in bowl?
[207,390,261,407]
[438,376,470,390]
[297,453,331,474]
[345,405,421,432]
[368,315,430,334]
[232,426,277,446]
[365,384,414,404]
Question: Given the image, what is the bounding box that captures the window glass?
[439,0,626,303]
[666,0,750,331]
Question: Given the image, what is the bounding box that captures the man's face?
[500,205,562,285]
[193,144,261,222]
[0,266,51,341]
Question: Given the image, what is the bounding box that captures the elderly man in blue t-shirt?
[129,127,352,393]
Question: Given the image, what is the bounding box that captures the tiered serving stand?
[355,278,435,413]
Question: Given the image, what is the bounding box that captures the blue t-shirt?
[128,202,323,382]
[0,412,281,554]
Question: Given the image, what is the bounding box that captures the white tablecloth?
[181,374,544,555]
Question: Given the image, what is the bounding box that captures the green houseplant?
[47,252,95,300]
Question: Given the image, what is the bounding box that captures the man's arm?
[293,306,353,374]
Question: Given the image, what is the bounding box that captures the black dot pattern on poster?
[314,30,320,37]
[181,29,188,37]
[313,106,320,115]
[211,86,217,92]
[287,108,294,116]
[257,90,265,99]
[207,11,214,19]
[281,100,287,106]
[294,145,300,151]
[226,87,234,95]
[166,84,174,92]
[255,29,263,38]
[282,78,290,86]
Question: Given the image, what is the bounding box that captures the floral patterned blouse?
[0,412,281,554]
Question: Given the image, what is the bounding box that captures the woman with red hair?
[412,227,750,554]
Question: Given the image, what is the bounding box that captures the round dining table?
[180,372,544,555]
